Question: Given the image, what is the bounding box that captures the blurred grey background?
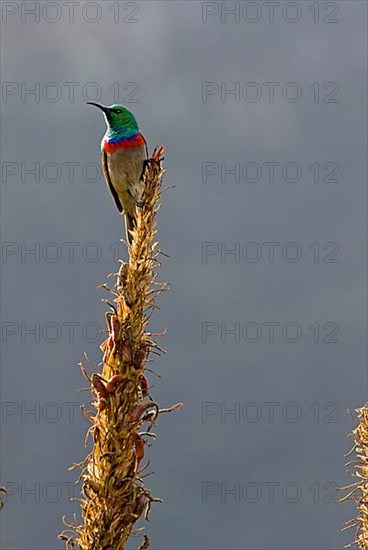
[1,1,367,548]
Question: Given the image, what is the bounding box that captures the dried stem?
[342,404,368,549]
[60,147,182,550]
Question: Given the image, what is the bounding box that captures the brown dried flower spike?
[60,147,183,550]
[342,404,368,549]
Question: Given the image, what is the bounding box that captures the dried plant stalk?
[342,404,368,549]
[60,147,182,550]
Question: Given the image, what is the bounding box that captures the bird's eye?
[115,109,122,114]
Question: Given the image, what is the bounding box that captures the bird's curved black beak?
[86,102,110,115]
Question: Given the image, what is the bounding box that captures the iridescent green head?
[87,102,139,139]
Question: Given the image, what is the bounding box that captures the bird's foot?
[142,158,153,176]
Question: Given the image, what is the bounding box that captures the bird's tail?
[124,212,136,246]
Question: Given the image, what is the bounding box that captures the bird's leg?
[133,159,153,209]
[142,158,153,174]
[136,149,165,208]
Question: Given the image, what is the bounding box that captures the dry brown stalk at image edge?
[341,404,368,549]
[0,487,7,510]
[59,147,183,550]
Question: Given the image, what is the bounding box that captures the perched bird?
[87,103,148,245]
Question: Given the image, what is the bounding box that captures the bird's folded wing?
[139,133,149,180]
[101,150,123,213]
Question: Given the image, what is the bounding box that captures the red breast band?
[103,133,145,153]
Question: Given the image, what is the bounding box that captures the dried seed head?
[66,151,174,550]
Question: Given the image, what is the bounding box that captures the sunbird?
[87,103,148,245]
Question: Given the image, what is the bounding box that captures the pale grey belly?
[107,145,147,214]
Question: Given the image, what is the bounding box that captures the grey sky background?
[1,1,367,549]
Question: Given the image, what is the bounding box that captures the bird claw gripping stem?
[140,147,164,182]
